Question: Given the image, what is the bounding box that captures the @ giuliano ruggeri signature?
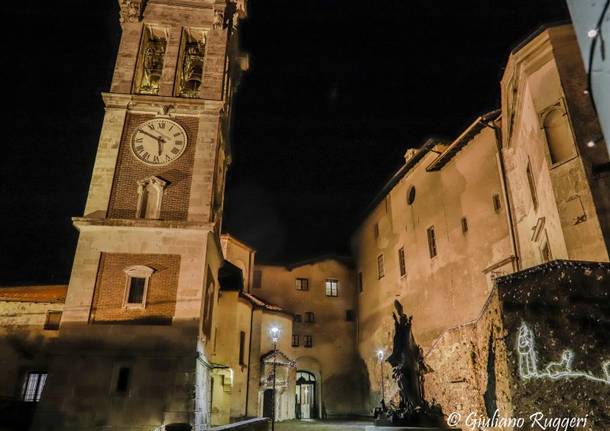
[517,322,610,384]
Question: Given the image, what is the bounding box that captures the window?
[541,233,553,263]
[358,271,363,293]
[115,367,131,394]
[305,312,315,323]
[325,279,339,297]
[295,278,309,291]
[253,270,262,289]
[239,331,246,366]
[407,185,416,205]
[292,334,299,347]
[21,372,47,402]
[346,309,354,322]
[398,247,406,277]
[492,194,502,213]
[294,314,302,323]
[377,254,385,279]
[542,106,575,164]
[461,217,469,234]
[123,265,154,308]
[427,226,437,258]
[374,223,380,239]
[526,162,538,211]
[304,335,313,348]
[136,176,167,219]
[135,26,168,95]
[44,311,62,330]
[177,29,206,98]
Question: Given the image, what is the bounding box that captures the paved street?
[275,419,373,431]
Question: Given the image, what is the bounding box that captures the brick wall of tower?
[107,114,198,220]
[90,253,181,323]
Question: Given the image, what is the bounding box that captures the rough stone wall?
[497,261,610,430]
[107,113,198,220]
[0,300,63,327]
[90,252,181,323]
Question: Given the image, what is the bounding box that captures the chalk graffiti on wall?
[517,322,610,384]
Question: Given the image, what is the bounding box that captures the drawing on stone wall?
[517,322,610,384]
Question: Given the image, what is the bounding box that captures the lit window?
[325,279,339,297]
[377,254,385,279]
[292,335,299,347]
[398,247,406,277]
[295,278,309,291]
[123,265,154,308]
[294,314,302,323]
[427,227,437,258]
[304,335,313,348]
[345,309,354,322]
[305,312,315,323]
[44,311,62,330]
[492,194,502,213]
[526,162,538,211]
[253,270,262,289]
[461,217,469,234]
[21,372,47,402]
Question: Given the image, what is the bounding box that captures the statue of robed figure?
[373,300,448,428]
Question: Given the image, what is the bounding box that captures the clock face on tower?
[131,118,188,166]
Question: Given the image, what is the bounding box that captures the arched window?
[136,176,167,219]
[542,105,575,165]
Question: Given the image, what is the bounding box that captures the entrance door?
[295,371,316,420]
[263,389,274,419]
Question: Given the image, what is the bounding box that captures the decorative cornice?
[101,92,225,116]
[72,217,215,232]
[118,0,146,24]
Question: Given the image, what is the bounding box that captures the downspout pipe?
[481,119,521,271]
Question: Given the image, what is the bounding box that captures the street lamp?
[269,326,280,431]
[377,349,385,404]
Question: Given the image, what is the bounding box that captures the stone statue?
[374,300,447,428]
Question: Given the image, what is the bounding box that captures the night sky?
[0,1,569,284]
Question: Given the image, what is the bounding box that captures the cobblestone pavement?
[274,419,373,430]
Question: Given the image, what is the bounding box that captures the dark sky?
[0,1,569,284]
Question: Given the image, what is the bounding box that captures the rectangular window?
[115,367,131,394]
[492,193,502,213]
[377,254,385,279]
[239,331,246,366]
[358,271,363,293]
[21,372,47,402]
[253,270,262,289]
[44,311,62,330]
[127,277,146,304]
[427,226,437,258]
[461,217,469,234]
[294,314,302,323]
[304,335,313,348]
[526,162,539,210]
[325,279,339,297]
[295,278,309,291]
[398,247,406,277]
[305,312,315,323]
[346,309,354,322]
[292,334,299,347]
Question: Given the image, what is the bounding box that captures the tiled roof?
[0,285,68,303]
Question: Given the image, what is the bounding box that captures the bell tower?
[31,1,249,430]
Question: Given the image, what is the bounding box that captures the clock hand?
[139,129,164,141]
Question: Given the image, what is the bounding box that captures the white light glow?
[517,322,610,384]
[269,326,280,343]
[376,350,384,361]
[587,140,596,148]
[588,29,599,38]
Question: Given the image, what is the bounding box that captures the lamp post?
[269,326,280,431]
[377,350,385,404]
